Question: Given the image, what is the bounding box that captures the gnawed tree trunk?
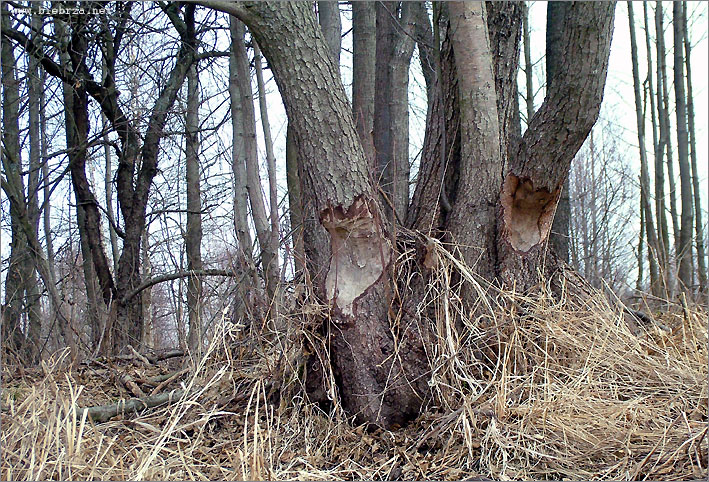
[202,0,615,427]
[672,1,694,293]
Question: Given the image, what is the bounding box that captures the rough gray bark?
[683,1,707,296]
[672,1,694,292]
[374,1,416,222]
[628,1,662,296]
[185,62,204,356]
[352,1,376,165]
[199,0,615,428]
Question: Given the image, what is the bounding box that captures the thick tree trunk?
[202,0,616,428]
[499,2,614,289]
[186,63,204,356]
[683,2,707,296]
[672,2,694,292]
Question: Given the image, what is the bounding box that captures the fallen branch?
[150,369,189,396]
[81,389,187,423]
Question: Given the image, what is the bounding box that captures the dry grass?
[2,241,707,480]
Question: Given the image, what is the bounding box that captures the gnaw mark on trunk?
[321,196,391,317]
[501,174,560,253]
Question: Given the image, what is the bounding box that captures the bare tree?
[682,1,707,296]
[672,1,694,292]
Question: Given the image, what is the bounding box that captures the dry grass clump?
[1,241,707,480]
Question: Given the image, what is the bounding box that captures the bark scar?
[321,196,390,317]
[500,174,560,253]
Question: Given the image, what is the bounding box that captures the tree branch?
[121,269,244,303]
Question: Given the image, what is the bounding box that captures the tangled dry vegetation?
[2,241,707,481]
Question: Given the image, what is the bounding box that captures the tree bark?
[672,1,694,292]
[198,0,616,428]
[683,1,707,296]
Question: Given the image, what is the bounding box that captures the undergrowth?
[1,241,707,480]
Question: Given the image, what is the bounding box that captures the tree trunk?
[546,2,570,263]
[629,1,662,297]
[317,1,341,69]
[374,2,415,222]
[352,1,376,165]
[229,17,256,267]
[186,62,204,356]
[672,1,694,292]
[254,40,282,318]
[683,1,707,296]
[1,2,28,356]
[642,2,665,290]
[656,2,680,267]
[522,1,535,125]
[202,0,616,428]
[231,19,279,302]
